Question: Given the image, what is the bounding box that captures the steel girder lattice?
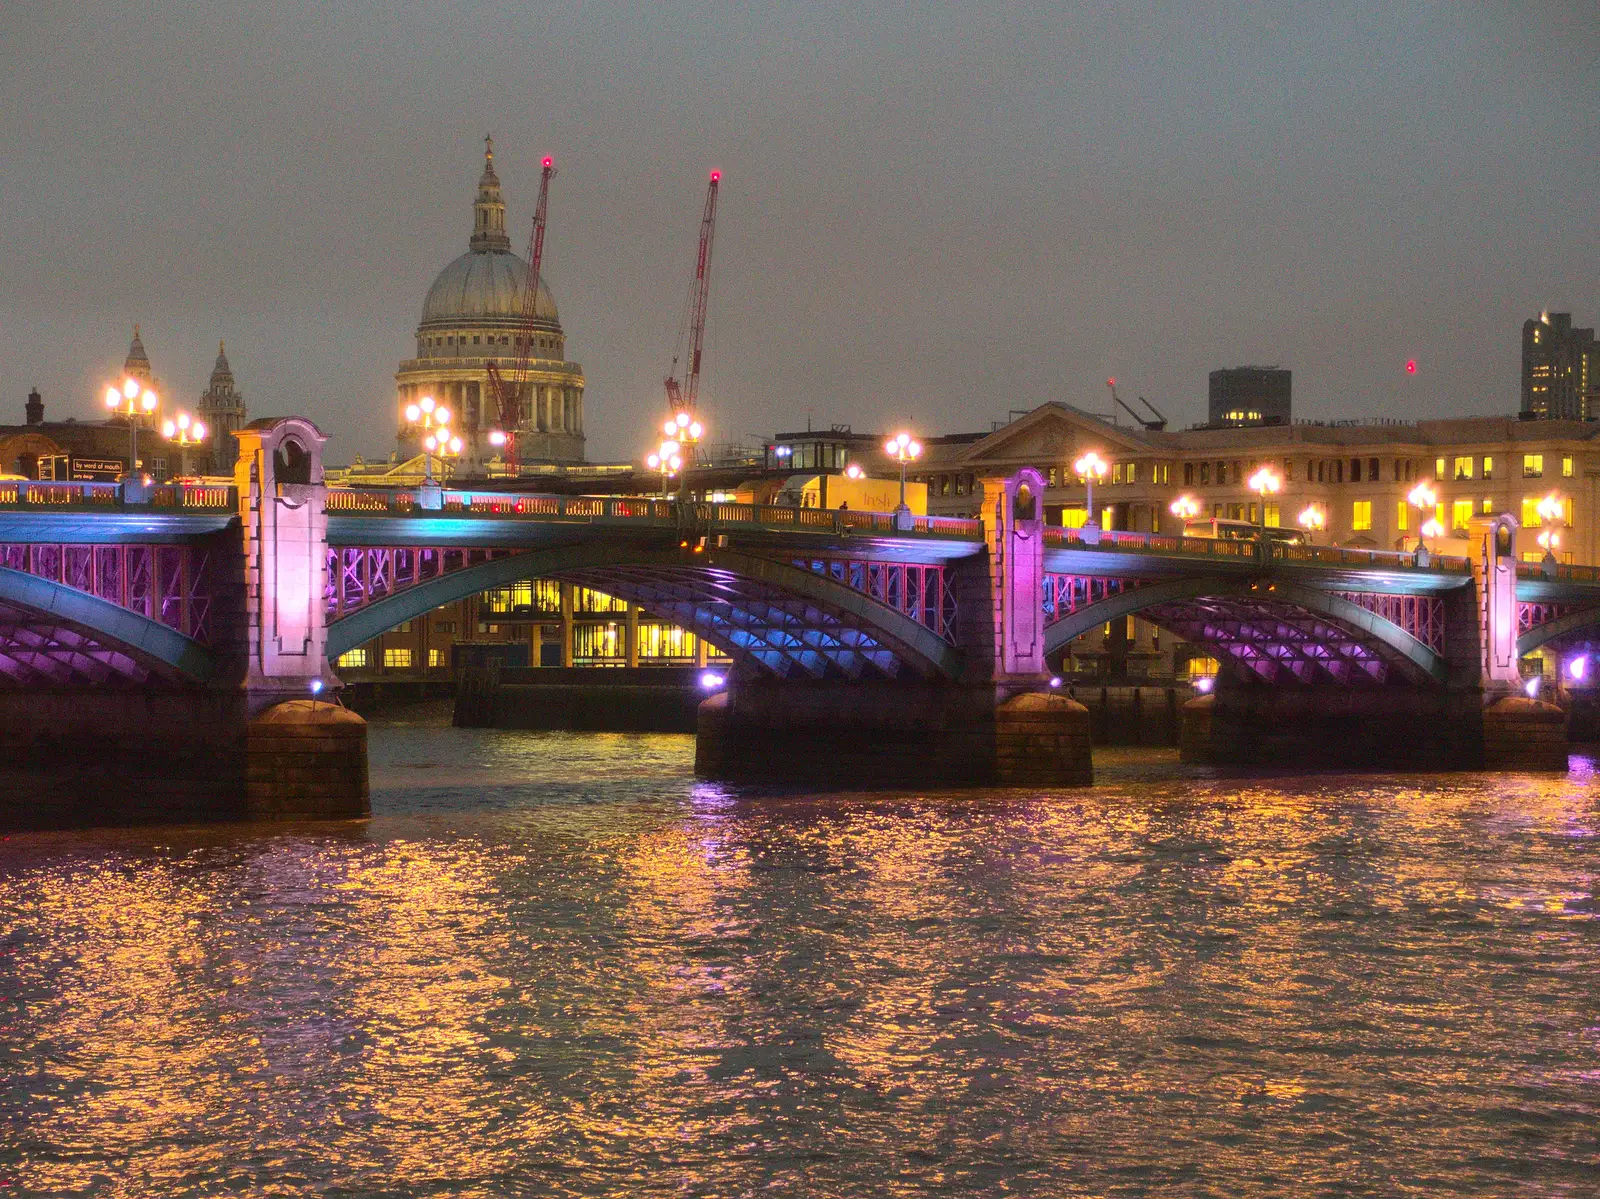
[0,599,155,685]
[325,547,518,620]
[573,564,909,679]
[0,542,215,644]
[789,557,956,643]
[1042,574,1134,626]
[1141,595,1411,685]
[1331,591,1445,655]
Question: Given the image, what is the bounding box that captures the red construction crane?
[486,154,556,472]
[664,169,721,416]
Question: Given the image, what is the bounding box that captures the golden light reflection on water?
[3,734,1600,1195]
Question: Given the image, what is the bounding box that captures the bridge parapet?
[325,487,984,541]
[0,479,236,512]
[1042,524,1473,577]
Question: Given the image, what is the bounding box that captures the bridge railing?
[1043,525,1472,574]
[324,487,985,539]
[0,480,235,511]
[1517,560,1600,585]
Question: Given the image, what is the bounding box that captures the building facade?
[394,138,586,468]
[334,580,732,683]
[1522,311,1598,422]
[1208,366,1291,427]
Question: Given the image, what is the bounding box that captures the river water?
[3,708,1600,1197]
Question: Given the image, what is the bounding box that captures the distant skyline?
[1,1,1595,462]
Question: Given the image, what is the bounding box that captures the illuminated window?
[572,623,624,662]
[637,623,697,660]
[1521,496,1541,527]
[1187,656,1219,679]
[1396,502,1408,531]
[1062,507,1088,529]
[337,649,368,668]
[383,648,412,668]
[1481,498,1492,514]
[1482,456,1493,477]
[1112,463,1124,484]
[1524,454,1544,478]
[1453,456,1473,481]
[483,580,561,615]
[1435,457,1446,478]
[1451,499,1472,533]
[428,648,443,667]
[1563,456,1573,478]
[1126,462,1138,485]
[1047,466,1058,486]
[1264,503,1280,527]
[1153,464,1169,484]
[573,588,627,613]
[1352,501,1372,531]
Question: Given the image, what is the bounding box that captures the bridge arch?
[1044,576,1449,685]
[325,542,966,680]
[0,565,217,685]
[1518,605,1600,658]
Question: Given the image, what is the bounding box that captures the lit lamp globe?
[1169,494,1200,536]
[884,432,922,530]
[1073,450,1108,541]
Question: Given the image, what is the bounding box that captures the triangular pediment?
[953,403,1154,466]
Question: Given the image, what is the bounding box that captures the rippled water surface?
[4,711,1600,1196]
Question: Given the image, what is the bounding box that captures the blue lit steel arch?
[325,542,966,680]
[1043,575,1449,684]
[0,565,217,682]
[1518,605,1600,658]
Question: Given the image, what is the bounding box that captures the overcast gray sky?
[1,1,1595,463]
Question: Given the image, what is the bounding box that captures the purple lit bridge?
[0,429,1592,813]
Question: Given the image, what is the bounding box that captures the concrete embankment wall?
[695,679,1092,788]
[454,666,705,731]
[1064,684,1185,747]
[0,690,370,830]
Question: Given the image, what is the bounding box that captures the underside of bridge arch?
[325,543,965,681]
[0,566,215,687]
[1044,577,1449,686]
[1518,604,1600,658]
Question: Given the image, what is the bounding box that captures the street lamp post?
[1408,481,1438,564]
[161,410,209,478]
[884,432,922,530]
[1247,465,1282,535]
[664,412,704,504]
[1536,491,1568,577]
[1297,504,1327,540]
[403,396,454,482]
[1073,450,1108,542]
[646,439,683,498]
[104,377,159,482]
[1169,494,1199,538]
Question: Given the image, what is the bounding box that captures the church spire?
[470,134,511,252]
[123,324,152,384]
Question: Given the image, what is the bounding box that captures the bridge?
[0,421,1594,826]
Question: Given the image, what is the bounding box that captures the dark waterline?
[4,710,1600,1196]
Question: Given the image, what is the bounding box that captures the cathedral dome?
[420,249,557,327]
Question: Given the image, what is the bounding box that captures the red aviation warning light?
[1406,359,1418,375]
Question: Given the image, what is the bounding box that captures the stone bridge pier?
[0,418,367,830]
[695,469,1094,788]
[1178,513,1569,772]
